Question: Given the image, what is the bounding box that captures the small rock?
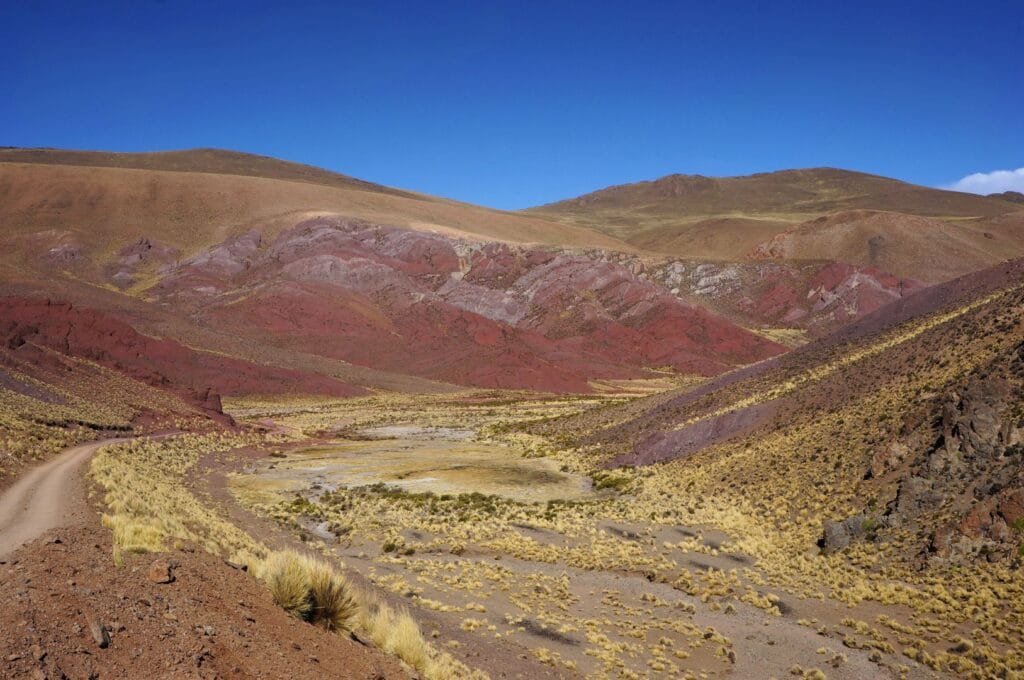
[30,644,45,661]
[147,559,175,584]
[90,619,110,649]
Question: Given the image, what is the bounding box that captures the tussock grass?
[265,551,314,620]
[263,551,357,632]
[101,513,165,554]
[362,604,430,672]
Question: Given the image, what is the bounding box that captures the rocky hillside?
[607,255,924,339]
[146,215,785,390]
[531,258,1024,566]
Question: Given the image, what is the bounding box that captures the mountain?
[0,147,632,259]
[989,190,1024,204]
[0,148,787,399]
[3,148,1023,680]
[524,168,1024,278]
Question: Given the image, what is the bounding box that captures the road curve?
[0,438,126,559]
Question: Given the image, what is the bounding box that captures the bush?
[307,560,358,632]
[265,551,313,620]
[264,551,357,632]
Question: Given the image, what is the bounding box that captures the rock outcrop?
[151,216,786,391]
[859,351,1024,564]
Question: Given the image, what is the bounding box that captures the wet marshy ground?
[229,424,593,505]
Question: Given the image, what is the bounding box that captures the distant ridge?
[523,167,1024,274]
[0,146,418,199]
[0,147,633,256]
[528,167,1018,220]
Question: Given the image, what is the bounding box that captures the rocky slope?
[1,297,363,408]
[147,216,786,391]
[531,257,1024,566]
[827,344,1024,566]
[634,257,924,339]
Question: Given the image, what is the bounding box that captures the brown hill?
[0,146,414,197]
[524,168,1022,265]
[749,209,1024,282]
[0,148,633,260]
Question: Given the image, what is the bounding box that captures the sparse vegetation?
[89,433,485,679]
[220,282,1024,678]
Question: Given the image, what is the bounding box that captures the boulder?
[147,559,175,584]
[819,515,867,553]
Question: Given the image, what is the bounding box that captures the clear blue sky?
[2,1,1021,209]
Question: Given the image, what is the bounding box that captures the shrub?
[263,551,356,632]
[307,560,358,632]
[265,551,313,620]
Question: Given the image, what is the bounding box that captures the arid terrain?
[1,148,1022,679]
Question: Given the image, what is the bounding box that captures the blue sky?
[2,1,1021,208]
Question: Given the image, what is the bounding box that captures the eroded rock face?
[149,216,787,391]
[639,259,924,338]
[880,370,1024,564]
[105,237,180,289]
[819,515,868,554]
[816,336,1024,565]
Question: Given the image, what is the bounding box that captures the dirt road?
[0,438,125,559]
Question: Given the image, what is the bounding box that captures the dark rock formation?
[881,369,1024,563]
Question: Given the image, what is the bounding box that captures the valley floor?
[2,385,1020,679]
[212,392,973,680]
